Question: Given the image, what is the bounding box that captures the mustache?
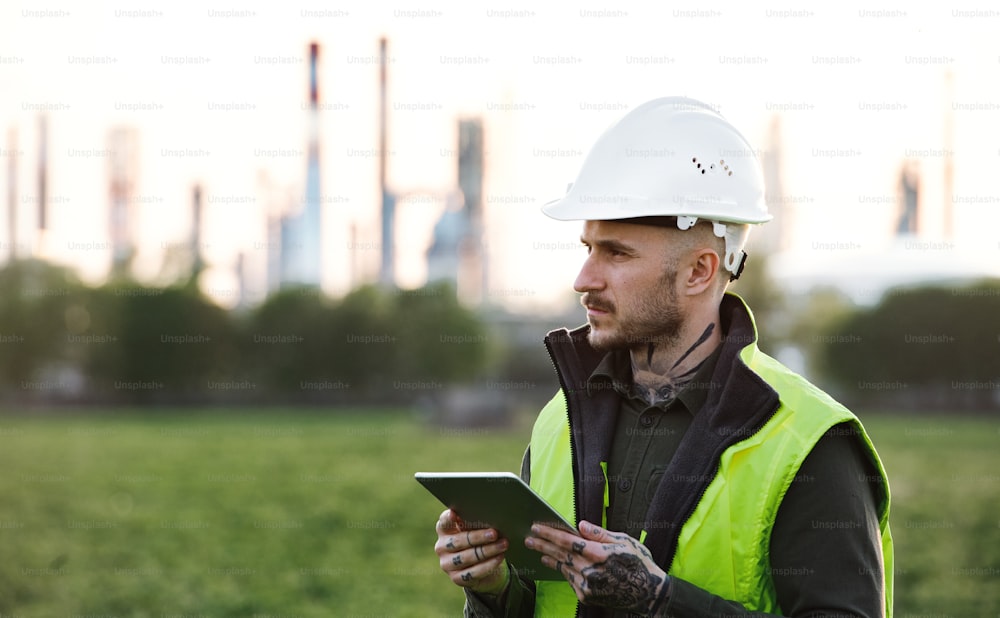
[581,293,615,313]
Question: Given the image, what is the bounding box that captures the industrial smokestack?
[6,127,16,260]
[896,162,920,237]
[309,42,319,105]
[301,40,322,285]
[37,115,47,232]
[279,41,322,288]
[942,71,954,240]
[378,37,387,196]
[191,183,204,279]
[108,126,138,277]
[378,36,396,288]
[457,118,485,303]
[235,251,247,308]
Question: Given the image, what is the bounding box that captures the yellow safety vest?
[529,337,893,616]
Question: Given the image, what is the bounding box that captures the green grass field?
[0,410,997,616]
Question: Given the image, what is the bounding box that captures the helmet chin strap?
[729,251,748,282]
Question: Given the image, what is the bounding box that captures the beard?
[583,267,684,352]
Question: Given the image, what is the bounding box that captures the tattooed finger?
[452,555,462,566]
[474,546,484,561]
[451,554,506,588]
[446,537,456,550]
[572,540,586,555]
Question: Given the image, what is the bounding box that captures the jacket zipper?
[544,336,579,528]
[544,335,583,618]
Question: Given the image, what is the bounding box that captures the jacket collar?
[544,293,781,569]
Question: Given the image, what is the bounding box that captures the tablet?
[415,471,576,581]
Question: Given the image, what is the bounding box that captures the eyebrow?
[580,236,638,254]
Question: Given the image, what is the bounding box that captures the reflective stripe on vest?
[529,346,893,617]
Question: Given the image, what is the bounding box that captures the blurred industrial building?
[2,43,993,311]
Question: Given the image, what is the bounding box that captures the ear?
[682,248,720,296]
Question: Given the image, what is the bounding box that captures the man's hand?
[525,519,670,614]
[434,509,511,596]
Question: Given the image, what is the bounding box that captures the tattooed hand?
[526,520,670,614]
[434,509,511,596]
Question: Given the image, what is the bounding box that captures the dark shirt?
[467,346,886,618]
[591,346,722,541]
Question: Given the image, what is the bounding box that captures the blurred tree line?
[0,258,996,411]
[813,280,1000,411]
[731,257,1000,412]
[0,260,490,405]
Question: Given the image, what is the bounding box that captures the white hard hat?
[542,96,770,278]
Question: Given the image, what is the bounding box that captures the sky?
[2,0,999,313]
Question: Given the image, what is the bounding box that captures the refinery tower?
[280,42,323,287]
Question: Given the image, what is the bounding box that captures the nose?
[573,253,604,294]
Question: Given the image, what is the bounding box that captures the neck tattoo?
[631,323,715,408]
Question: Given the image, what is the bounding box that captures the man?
[433,97,893,617]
